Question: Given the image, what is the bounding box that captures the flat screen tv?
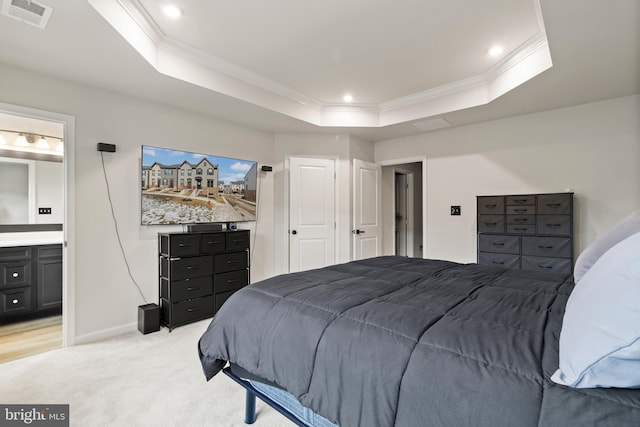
[141,145,258,225]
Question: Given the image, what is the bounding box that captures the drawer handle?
[546,223,562,228]
[538,245,554,249]
[491,243,505,247]
[12,299,19,304]
[514,227,528,231]
[186,266,200,270]
[547,203,561,208]
[513,199,528,204]
[178,243,193,248]
[514,209,528,213]
[187,307,201,313]
[206,241,220,245]
[484,222,497,226]
[12,272,19,278]
[233,239,245,243]
[538,265,553,270]
[226,279,239,284]
[492,261,505,265]
[484,204,497,209]
[186,286,200,291]
[226,260,239,264]
[514,218,527,223]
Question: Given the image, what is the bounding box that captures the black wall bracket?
[97,142,116,152]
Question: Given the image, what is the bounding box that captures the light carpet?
[0,319,295,427]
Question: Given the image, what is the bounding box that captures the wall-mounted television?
[141,145,258,225]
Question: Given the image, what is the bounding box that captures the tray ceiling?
[89,0,551,127]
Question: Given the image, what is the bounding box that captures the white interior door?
[289,157,336,272]
[353,159,382,260]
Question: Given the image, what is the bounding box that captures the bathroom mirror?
[0,111,64,232]
[0,156,63,228]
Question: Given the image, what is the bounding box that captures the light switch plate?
[451,206,461,216]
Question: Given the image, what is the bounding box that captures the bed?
[198,255,640,426]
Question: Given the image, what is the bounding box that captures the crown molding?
[89,0,552,129]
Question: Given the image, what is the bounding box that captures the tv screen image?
[141,145,257,225]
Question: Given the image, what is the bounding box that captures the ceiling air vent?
[1,0,53,29]
[412,118,451,132]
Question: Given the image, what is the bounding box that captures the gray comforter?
[198,256,640,426]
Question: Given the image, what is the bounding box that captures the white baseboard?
[73,322,138,345]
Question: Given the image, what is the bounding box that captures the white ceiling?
[0,0,638,141]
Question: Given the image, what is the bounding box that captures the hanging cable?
[100,151,149,304]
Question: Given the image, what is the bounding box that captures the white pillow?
[551,231,640,388]
[574,210,640,283]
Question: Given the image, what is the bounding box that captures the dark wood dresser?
[158,230,250,330]
[477,192,574,274]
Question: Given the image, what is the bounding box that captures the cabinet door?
[36,257,62,310]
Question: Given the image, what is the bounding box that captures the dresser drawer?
[506,195,536,206]
[537,194,571,215]
[160,234,201,257]
[478,252,520,269]
[478,234,520,255]
[0,247,32,261]
[507,214,535,225]
[477,196,504,215]
[201,232,226,254]
[0,286,32,316]
[215,251,248,273]
[506,206,535,215]
[226,230,250,252]
[537,215,571,236]
[168,295,215,326]
[506,224,536,235]
[161,256,213,280]
[477,215,505,233]
[1,261,32,288]
[521,256,572,274]
[214,289,239,312]
[522,237,572,258]
[161,276,212,302]
[215,270,249,293]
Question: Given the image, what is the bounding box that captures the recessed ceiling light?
[342,94,354,103]
[488,46,504,57]
[163,4,182,19]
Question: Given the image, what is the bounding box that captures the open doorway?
[395,171,414,257]
[0,106,72,362]
[381,160,424,258]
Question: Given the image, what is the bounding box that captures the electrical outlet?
[39,207,52,215]
[451,206,461,216]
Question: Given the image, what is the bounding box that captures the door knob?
[352,229,365,234]
[291,230,297,235]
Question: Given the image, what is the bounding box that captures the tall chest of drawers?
[158,230,250,330]
[477,192,574,274]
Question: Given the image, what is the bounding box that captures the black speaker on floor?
[138,303,160,334]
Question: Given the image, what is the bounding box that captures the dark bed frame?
[223,367,313,427]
